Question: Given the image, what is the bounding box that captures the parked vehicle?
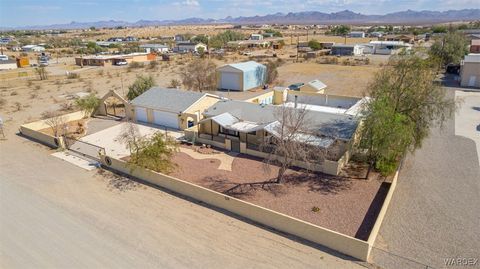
[115,60,128,66]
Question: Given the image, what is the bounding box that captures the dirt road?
[0,120,367,268]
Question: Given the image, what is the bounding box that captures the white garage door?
[135,107,148,123]
[221,72,241,91]
[153,110,179,129]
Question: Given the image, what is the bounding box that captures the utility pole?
[296,34,299,62]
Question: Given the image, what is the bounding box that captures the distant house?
[216,61,266,91]
[139,44,169,53]
[75,52,156,67]
[460,53,480,88]
[250,33,264,40]
[370,32,384,38]
[130,87,221,129]
[470,39,480,53]
[369,41,412,55]
[174,34,186,42]
[331,44,364,56]
[348,31,365,38]
[21,45,45,52]
[0,57,18,70]
[175,42,207,53]
[381,34,415,44]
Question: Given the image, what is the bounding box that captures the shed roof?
[219,61,266,72]
[130,87,208,113]
[307,79,327,91]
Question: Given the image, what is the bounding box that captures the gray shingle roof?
[203,100,359,140]
[130,87,206,113]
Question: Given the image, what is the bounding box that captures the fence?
[64,136,105,161]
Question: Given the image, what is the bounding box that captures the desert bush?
[60,102,74,111]
[14,102,21,111]
[128,62,144,69]
[67,72,80,79]
[10,91,18,96]
[148,60,158,70]
[0,98,7,108]
[169,79,181,88]
[97,70,104,76]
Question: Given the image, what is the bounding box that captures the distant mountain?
[3,9,480,30]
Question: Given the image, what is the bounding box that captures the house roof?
[130,87,208,113]
[464,53,480,63]
[203,100,359,140]
[219,61,266,72]
[139,44,169,48]
[306,79,327,91]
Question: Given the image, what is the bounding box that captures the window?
[219,126,239,137]
[247,130,256,135]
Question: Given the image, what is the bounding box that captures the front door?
[231,140,240,153]
[468,76,476,87]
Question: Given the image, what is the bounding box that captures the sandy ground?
[170,148,385,239]
[278,62,381,97]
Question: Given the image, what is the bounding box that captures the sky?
[0,0,477,27]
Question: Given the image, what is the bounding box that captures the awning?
[264,121,334,148]
[199,112,269,133]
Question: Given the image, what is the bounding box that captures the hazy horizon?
[1,0,478,27]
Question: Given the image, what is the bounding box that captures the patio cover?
[200,112,269,133]
[264,121,334,148]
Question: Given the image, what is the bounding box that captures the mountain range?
[3,9,480,30]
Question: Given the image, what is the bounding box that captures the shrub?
[67,72,80,79]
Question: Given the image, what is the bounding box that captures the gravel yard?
[171,145,387,239]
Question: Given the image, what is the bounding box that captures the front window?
[219,126,239,137]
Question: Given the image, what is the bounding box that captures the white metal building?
[21,45,45,52]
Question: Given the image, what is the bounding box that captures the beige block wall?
[460,62,480,88]
[100,155,370,261]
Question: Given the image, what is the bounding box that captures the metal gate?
[64,136,105,161]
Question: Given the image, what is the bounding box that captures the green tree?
[126,75,156,100]
[330,25,350,36]
[307,39,322,50]
[359,55,456,175]
[75,94,100,117]
[119,124,179,174]
[192,34,209,44]
[429,31,469,66]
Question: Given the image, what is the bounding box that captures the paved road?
[0,123,367,268]
[371,89,480,268]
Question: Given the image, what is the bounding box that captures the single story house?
[348,31,365,38]
[470,39,480,53]
[139,44,170,54]
[368,41,412,55]
[250,34,264,40]
[75,52,156,66]
[130,87,221,129]
[175,42,207,53]
[216,61,267,91]
[331,44,364,56]
[381,34,415,44]
[194,100,361,175]
[460,53,480,88]
[21,45,45,52]
[0,59,18,70]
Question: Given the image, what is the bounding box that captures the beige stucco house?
[129,87,221,130]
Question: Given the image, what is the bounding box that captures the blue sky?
[0,0,477,27]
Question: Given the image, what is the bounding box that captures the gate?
[64,136,105,161]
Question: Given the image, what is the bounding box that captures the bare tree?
[42,111,68,137]
[35,67,48,80]
[261,104,325,183]
[179,59,217,92]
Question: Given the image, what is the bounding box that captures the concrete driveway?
[455,91,480,166]
[78,122,184,159]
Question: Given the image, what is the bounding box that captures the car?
[115,60,128,66]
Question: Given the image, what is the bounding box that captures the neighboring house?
[75,52,156,66]
[216,61,266,91]
[0,59,17,70]
[175,42,207,53]
[370,32,384,38]
[0,37,14,45]
[319,42,335,49]
[175,34,186,42]
[288,79,327,94]
[194,99,363,175]
[348,31,365,38]
[227,39,272,49]
[331,44,364,56]
[460,53,480,88]
[381,34,415,44]
[368,41,412,55]
[21,45,45,52]
[130,87,221,129]
[470,39,480,53]
[139,44,170,53]
[250,34,264,40]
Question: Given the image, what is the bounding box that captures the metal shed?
[216,61,266,91]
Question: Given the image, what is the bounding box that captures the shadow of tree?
[282,172,352,195]
[97,169,140,192]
